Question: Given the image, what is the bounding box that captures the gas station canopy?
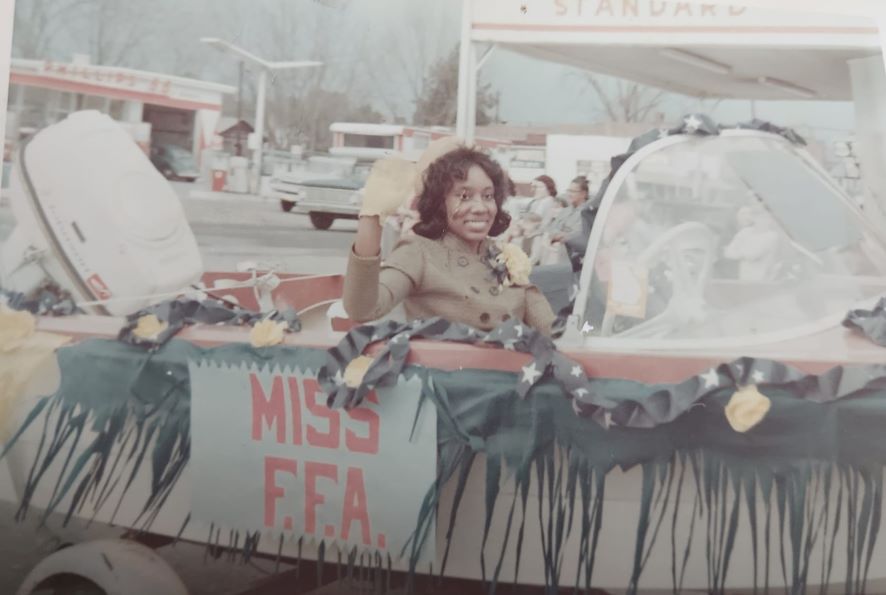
[466,0,881,101]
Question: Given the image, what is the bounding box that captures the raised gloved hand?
[358,157,417,221]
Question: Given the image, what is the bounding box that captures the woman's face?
[444,164,497,250]
[532,180,549,199]
[567,182,588,207]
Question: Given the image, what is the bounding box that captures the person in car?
[531,176,591,265]
[343,140,555,336]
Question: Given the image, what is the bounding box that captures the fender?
[16,539,188,595]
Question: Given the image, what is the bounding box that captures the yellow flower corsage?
[495,244,533,287]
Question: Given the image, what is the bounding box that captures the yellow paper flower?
[343,355,374,389]
[0,307,36,353]
[250,319,287,348]
[724,384,772,433]
[496,243,533,287]
[132,314,169,342]
[0,330,70,442]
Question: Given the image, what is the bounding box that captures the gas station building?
[6,56,235,163]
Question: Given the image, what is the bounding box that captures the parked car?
[269,157,372,230]
[150,143,199,182]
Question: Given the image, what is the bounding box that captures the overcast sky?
[10,0,857,138]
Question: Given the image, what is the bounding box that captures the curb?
[188,189,269,204]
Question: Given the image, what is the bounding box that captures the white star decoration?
[574,388,589,398]
[581,321,594,334]
[503,340,517,351]
[658,128,670,139]
[571,365,583,377]
[685,115,702,133]
[701,368,720,389]
[752,370,765,383]
[569,284,579,301]
[515,324,524,338]
[333,370,344,385]
[521,363,542,384]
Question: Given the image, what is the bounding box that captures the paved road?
[0,181,351,594]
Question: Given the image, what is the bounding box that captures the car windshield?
[166,146,196,168]
[580,133,886,344]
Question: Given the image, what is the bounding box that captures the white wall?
[545,134,632,197]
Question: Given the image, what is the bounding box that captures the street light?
[201,37,322,193]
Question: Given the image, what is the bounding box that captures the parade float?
[3,1,886,594]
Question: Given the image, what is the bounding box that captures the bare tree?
[223,0,376,150]
[575,72,668,124]
[364,0,457,120]
[413,45,499,127]
[87,0,165,67]
[12,0,88,59]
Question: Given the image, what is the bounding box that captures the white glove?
[359,157,417,220]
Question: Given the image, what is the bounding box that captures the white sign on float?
[188,362,437,562]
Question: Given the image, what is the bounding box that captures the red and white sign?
[85,273,113,300]
[188,362,437,560]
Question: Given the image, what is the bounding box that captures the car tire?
[309,212,335,230]
[280,200,295,213]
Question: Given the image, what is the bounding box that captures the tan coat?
[344,233,555,336]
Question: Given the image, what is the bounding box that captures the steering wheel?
[605,221,719,339]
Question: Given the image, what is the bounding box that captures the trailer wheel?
[16,539,188,595]
[280,200,295,212]
[309,212,334,230]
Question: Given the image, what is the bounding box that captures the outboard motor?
[0,111,203,315]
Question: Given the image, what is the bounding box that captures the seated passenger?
[343,141,556,336]
[723,206,782,281]
[501,175,557,255]
[532,176,590,265]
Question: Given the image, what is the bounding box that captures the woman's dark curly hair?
[412,147,512,240]
[534,174,557,198]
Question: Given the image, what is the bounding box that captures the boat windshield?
[581,133,886,343]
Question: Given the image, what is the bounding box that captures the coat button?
[489,286,501,296]
[457,256,469,267]
[480,312,490,323]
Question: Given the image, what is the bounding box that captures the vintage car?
[268,157,372,230]
[3,104,886,595]
[149,143,200,183]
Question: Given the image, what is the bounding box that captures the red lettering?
[729,5,746,16]
[622,0,639,17]
[595,0,614,16]
[304,462,338,535]
[264,456,297,528]
[251,373,285,443]
[345,392,380,455]
[700,3,716,16]
[341,467,372,545]
[650,0,667,16]
[304,378,340,449]
[673,2,692,16]
[288,377,303,445]
[554,0,568,16]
